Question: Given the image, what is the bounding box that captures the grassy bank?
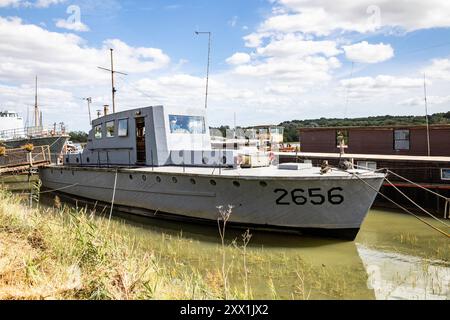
[0,189,378,300]
[0,190,223,300]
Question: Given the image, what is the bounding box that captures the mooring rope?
[108,168,119,221]
[445,199,450,220]
[384,177,450,228]
[341,169,450,238]
[386,169,448,201]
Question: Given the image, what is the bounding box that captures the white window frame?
[94,124,102,139]
[394,129,410,151]
[357,161,377,171]
[106,121,115,138]
[118,118,128,137]
[441,168,450,181]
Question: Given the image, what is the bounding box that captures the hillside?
[281,112,450,142]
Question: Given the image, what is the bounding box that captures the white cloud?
[34,0,66,8]
[55,19,90,32]
[228,16,238,28]
[0,0,65,7]
[423,58,450,80]
[339,75,427,100]
[0,0,21,7]
[226,52,251,65]
[0,17,171,130]
[398,95,450,107]
[256,34,341,58]
[343,41,394,64]
[267,0,450,35]
[0,17,170,86]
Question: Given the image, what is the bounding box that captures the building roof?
[275,151,450,163]
[297,124,450,131]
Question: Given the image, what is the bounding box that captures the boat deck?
[127,165,381,180]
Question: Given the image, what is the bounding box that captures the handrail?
[0,124,67,140]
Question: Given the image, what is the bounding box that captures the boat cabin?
[0,111,25,140]
[64,106,236,167]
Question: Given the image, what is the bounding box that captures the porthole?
[129,175,133,180]
[190,178,196,185]
[142,175,147,181]
[210,180,217,186]
[260,181,268,187]
[156,176,162,183]
[233,181,241,188]
[172,177,178,183]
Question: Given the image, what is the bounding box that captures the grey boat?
[40,106,385,240]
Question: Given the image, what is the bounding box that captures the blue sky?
[1,0,450,131]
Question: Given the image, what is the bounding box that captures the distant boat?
[0,110,69,164]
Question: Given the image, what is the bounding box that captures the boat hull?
[40,166,385,240]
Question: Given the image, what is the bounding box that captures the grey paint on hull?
[40,166,385,235]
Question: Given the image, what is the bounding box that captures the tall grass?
[0,189,389,300]
[0,190,218,300]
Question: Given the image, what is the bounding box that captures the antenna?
[195,31,212,110]
[98,49,127,114]
[34,76,39,127]
[344,61,354,118]
[83,97,93,125]
[423,74,431,157]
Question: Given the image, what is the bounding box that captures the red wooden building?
[287,125,450,214]
[298,125,450,157]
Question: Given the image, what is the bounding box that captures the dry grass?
[0,189,382,300]
[0,190,218,300]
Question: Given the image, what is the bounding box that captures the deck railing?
[0,145,52,169]
[0,124,67,140]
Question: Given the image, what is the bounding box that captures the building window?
[118,119,128,137]
[336,130,349,147]
[169,115,206,134]
[106,121,115,138]
[441,169,450,181]
[94,125,102,139]
[357,161,377,171]
[394,129,410,150]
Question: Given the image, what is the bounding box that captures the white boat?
[39,105,385,240]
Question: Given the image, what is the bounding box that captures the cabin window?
[357,161,377,171]
[106,121,115,138]
[118,119,128,137]
[94,125,102,139]
[169,115,206,134]
[441,169,450,181]
[394,130,410,150]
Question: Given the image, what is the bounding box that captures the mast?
[110,49,115,113]
[424,74,431,157]
[34,76,39,127]
[195,31,212,110]
[98,49,127,114]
